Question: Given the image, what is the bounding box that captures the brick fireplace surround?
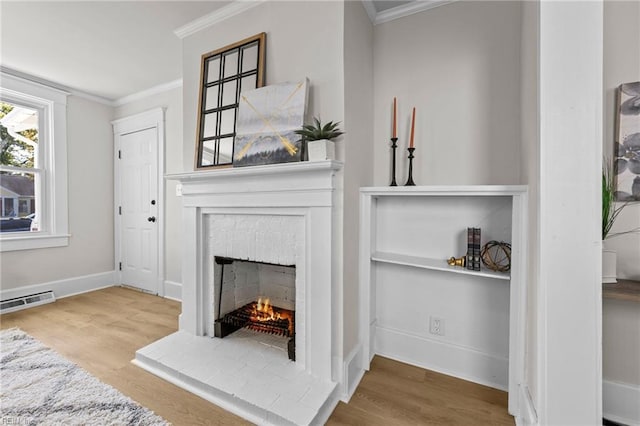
[134,161,343,425]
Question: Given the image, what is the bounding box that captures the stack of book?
[466,227,481,271]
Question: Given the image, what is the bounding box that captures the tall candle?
[409,107,416,148]
[393,97,397,138]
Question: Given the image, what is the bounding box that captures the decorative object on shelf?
[405,107,416,186]
[405,147,416,186]
[195,33,266,169]
[614,81,640,201]
[295,116,344,162]
[447,255,466,267]
[473,228,481,271]
[390,137,398,186]
[480,241,511,272]
[234,79,309,167]
[390,97,398,186]
[466,227,481,271]
[467,228,474,270]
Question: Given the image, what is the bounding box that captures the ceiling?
[0,1,424,104]
[0,1,230,103]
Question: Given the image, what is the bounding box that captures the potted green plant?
[295,117,344,161]
[602,160,640,282]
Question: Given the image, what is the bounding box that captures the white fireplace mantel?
[166,160,343,208]
[155,160,344,425]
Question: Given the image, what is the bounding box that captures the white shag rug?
[0,328,169,425]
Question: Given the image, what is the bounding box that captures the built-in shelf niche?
[359,185,528,418]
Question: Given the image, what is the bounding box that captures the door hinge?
[119,262,122,271]
[118,150,121,159]
[118,206,122,215]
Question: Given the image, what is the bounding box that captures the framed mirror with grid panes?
[195,33,266,168]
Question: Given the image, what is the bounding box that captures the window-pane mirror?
[195,33,266,168]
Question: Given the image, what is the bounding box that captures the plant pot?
[307,139,335,161]
[602,248,617,283]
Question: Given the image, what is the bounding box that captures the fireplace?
[212,257,296,360]
[134,161,343,425]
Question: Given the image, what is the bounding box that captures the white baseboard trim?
[163,280,182,301]
[603,379,640,426]
[515,384,538,426]
[375,325,508,391]
[0,271,117,302]
[341,343,365,403]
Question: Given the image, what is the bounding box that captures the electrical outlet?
[429,316,445,336]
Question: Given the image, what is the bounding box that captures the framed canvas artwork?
[233,79,308,167]
[614,81,640,201]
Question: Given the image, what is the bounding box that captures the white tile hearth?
[134,330,337,426]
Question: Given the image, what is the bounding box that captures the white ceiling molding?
[113,79,183,108]
[362,0,457,25]
[361,1,378,23]
[174,0,267,39]
[0,66,114,106]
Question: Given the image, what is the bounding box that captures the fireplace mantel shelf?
[165,160,343,182]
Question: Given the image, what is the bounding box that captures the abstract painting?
[615,81,640,201]
[233,79,308,167]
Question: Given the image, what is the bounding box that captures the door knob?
[147,216,156,223]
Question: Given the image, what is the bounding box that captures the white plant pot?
[602,249,617,283]
[307,139,335,161]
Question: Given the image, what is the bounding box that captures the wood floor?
[0,287,514,425]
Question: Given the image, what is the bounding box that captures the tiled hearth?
[134,161,342,425]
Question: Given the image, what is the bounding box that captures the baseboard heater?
[0,291,56,314]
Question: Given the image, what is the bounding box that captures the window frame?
[194,32,266,169]
[0,72,69,251]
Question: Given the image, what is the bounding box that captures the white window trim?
[0,72,69,251]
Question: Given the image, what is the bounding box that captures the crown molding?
[174,0,267,39]
[113,79,183,107]
[362,0,457,25]
[0,66,113,106]
[361,1,378,23]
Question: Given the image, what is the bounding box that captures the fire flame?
[250,297,294,336]
[253,297,282,321]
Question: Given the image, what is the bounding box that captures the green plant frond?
[602,159,638,239]
[294,116,344,142]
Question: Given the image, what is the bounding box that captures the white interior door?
[118,127,158,293]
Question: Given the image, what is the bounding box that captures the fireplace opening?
[212,256,296,361]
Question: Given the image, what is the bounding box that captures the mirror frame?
[194,32,266,169]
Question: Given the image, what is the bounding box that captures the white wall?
[113,86,183,288]
[181,1,345,172]
[343,0,374,367]
[372,1,522,187]
[537,1,603,423]
[1,96,115,289]
[520,0,540,413]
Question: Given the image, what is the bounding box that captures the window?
[0,72,69,251]
[195,33,266,168]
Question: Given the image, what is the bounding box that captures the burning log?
[220,300,294,338]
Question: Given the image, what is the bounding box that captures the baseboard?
[341,343,365,403]
[375,325,508,391]
[163,280,182,301]
[515,384,538,426]
[0,271,116,303]
[603,380,640,426]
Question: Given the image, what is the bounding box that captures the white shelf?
[371,251,510,281]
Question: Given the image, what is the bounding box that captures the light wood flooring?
[0,287,514,425]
